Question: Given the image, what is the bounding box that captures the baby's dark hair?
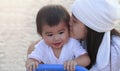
[36,5,70,35]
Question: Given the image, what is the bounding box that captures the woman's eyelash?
[73,19,76,23]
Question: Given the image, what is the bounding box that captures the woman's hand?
[26,58,39,71]
[64,60,77,71]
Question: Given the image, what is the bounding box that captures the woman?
[71,0,120,70]
[26,0,120,71]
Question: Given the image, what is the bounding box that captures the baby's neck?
[52,48,62,59]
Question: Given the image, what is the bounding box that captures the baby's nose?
[53,35,60,41]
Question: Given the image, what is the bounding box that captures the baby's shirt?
[28,38,86,64]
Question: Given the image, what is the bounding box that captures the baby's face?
[41,22,69,49]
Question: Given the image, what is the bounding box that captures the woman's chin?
[71,36,79,40]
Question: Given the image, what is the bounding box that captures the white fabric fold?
[72,0,120,32]
[96,31,110,69]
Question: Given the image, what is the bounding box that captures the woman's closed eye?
[72,19,78,24]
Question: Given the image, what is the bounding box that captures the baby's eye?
[59,31,64,34]
[47,34,53,36]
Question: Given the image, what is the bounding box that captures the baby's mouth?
[53,42,61,46]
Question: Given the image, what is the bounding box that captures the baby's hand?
[26,58,39,71]
[64,60,77,71]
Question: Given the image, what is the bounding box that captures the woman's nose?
[69,23,73,37]
[69,17,73,26]
[69,18,73,32]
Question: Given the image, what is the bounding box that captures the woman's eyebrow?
[72,14,77,20]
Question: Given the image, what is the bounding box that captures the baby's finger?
[28,65,32,71]
[64,61,67,70]
[28,62,35,71]
[66,61,71,71]
[26,64,31,71]
[35,61,39,70]
[32,63,36,71]
[70,61,74,71]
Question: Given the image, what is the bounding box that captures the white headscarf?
[72,0,120,69]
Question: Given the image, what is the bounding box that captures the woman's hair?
[36,5,70,35]
[86,27,120,69]
[111,29,120,36]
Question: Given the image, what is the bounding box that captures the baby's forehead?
[42,21,68,27]
[43,22,67,28]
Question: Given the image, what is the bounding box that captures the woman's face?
[70,15,87,40]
